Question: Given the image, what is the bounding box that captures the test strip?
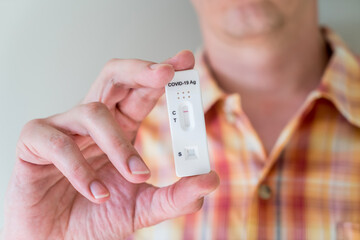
[165,69,211,177]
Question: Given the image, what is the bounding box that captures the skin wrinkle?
[69,159,91,181]
[94,61,120,103]
[52,182,76,240]
[12,162,61,206]
[100,77,128,106]
[103,203,117,239]
[18,138,42,160]
[115,110,144,135]
[91,202,108,240]
[53,158,109,239]
[80,141,103,158]
[47,117,87,140]
[68,161,108,239]
[133,184,153,231]
[126,88,158,110]
[66,199,89,240]
[28,176,65,209]
[114,106,142,137]
[55,180,76,219]
[99,162,136,236]
[88,153,112,171]
[166,181,179,215]
[17,160,59,184]
[24,179,69,240]
[50,215,68,240]
[86,207,95,240]
[17,141,45,165]
[147,182,177,227]
[95,131,126,155]
[133,90,165,117]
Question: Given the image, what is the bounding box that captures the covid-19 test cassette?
[165,69,211,177]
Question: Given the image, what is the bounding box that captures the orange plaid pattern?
[133,28,360,240]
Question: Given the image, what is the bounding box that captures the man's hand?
[3,50,219,240]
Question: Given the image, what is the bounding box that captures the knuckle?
[115,113,140,132]
[106,58,120,67]
[113,139,132,152]
[48,133,74,152]
[104,58,123,73]
[137,88,157,102]
[20,119,46,139]
[70,162,89,180]
[81,102,108,119]
[109,133,135,154]
[101,58,120,80]
[105,58,142,71]
[109,77,123,88]
[22,119,44,132]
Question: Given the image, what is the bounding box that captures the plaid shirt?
[133,28,360,240]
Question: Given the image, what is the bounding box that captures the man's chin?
[222,1,284,39]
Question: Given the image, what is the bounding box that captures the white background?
[0,0,359,228]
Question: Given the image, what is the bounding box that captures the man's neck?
[202,16,330,100]
[200,11,331,154]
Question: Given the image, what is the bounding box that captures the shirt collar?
[317,27,360,127]
[195,27,360,127]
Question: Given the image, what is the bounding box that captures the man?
[3,0,360,239]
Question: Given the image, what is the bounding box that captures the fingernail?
[128,156,150,175]
[150,63,162,70]
[90,180,110,199]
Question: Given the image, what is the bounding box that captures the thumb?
[134,171,220,230]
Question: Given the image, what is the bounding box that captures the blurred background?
[0,0,359,228]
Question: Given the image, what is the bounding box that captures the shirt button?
[258,184,272,200]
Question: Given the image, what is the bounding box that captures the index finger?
[117,50,195,122]
[83,50,195,109]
